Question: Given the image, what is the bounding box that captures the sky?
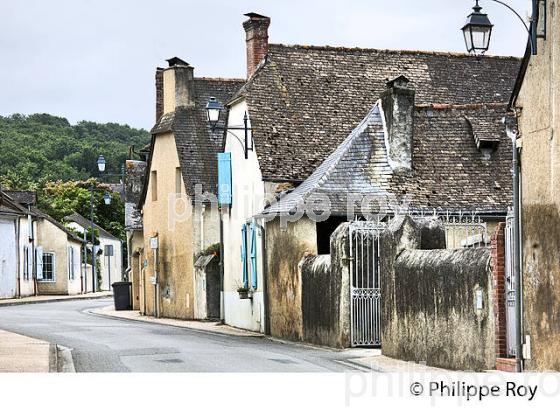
[0,0,531,130]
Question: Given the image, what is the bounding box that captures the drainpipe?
[219,208,225,322]
[504,116,523,372]
[28,206,37,296]
[15,217,21,298]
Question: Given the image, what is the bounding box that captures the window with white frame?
[41,252,55,281]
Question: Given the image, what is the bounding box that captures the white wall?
[18,216,37,297]
[0,217,17,299]
[222,98,268,332]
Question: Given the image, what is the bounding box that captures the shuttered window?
[36,246,44,280]
[217,152,232,205]
[241,224,248,289]
[250,221,257,290]
[68,246,75,280]
[42,253,55,281]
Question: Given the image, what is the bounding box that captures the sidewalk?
[89,305,264,338]
[0,291,112,307]
[347,353,450,373]
[0,329,54,372]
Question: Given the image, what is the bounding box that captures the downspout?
[219,208,225,322]
[504,116,524,372]
[15,217,21,298]
[28,205,37,296]
[257,222,269,335]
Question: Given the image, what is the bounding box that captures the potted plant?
[237,286,252,299]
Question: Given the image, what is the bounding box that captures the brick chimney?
[380,75,415,171]
[162,57,195,114]
[243,12,270,79]
[155,67,164,122]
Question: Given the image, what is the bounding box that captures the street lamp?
[462,0,546,56]
[103,192,112,205]
[97,155,106,172]
[205,97,253,159]
[461,0,493,57]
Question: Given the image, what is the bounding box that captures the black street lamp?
[462,0,546,57]
[205,97,253,159]
[461,0,493,57]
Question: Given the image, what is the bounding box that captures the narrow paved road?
[0,299,368,372]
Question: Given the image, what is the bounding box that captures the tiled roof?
[0,189,29,215]
[150,78,244,198]
[33,208,84,243]
[263,103,512,216]
[3,190,37,206]
[236,44,521,181]
[64,212,120,241]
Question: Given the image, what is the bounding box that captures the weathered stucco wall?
[381,216,496,371]
[515,0,560,371]
[142,131,195,319]
[265,216,317,341]
[300,222,352,348]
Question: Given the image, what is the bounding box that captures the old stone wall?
[381,216,496,371]
[515,0,560,371]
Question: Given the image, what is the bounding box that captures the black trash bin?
[112,282,132,311]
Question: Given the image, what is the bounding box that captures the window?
[151,170,158,201]
[41,252,55,281]
[175,167,182,196]
[68,247,76,280]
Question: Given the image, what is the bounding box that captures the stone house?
[137,57,243,319]
[64,212,122,291]
[509,0,560,371]
[1,190,85,298]
[219,13,520,333]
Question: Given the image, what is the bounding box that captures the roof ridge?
[415,102,508,110]
[194,76,245,82]
[269,43,521,60]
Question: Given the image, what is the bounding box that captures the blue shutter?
[250,221,257,290]
[217,152,232,205]
[241,224,248,289]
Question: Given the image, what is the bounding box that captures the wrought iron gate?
[349,221,383,347]
[505,214,518,356]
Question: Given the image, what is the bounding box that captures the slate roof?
[64,212,120,241]
[0,189,30,216]
[234,44,521,181]
[124,160,146,230]
[149,78,245,198]
[4,190,37,206]
[262,102,512,217]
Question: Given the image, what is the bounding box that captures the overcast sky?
[0,0,530,130]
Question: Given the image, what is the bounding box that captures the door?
[349,221,383,347]
[0,219,17,299]
[505,215,518,356]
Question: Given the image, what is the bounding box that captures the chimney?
[155,67,164,122]
[162,57,195,114]
[380,75,415,171]
[243,12,270,79]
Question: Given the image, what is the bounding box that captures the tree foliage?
[0,113,149,188]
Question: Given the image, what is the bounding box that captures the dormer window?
[465,115,500,159]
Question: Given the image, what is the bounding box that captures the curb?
[86,308,265,339]
[56,345,76,373]
[0,294,112,308]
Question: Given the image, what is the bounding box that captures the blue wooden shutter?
[217,152,232,205]
[250,221,257,290]
[36,246,43,280]
[241,224,248,288]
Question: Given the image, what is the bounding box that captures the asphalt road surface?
[0,299,369,372]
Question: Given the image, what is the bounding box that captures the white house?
[219,13,520,333]
[64,212,122,291]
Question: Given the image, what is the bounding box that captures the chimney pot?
[243,12,270,79]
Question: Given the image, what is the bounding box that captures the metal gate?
[505,214,518,356]
[349,221,383,347]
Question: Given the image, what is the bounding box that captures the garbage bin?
[112,282,132,311]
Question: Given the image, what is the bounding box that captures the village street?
[0,299,371,372]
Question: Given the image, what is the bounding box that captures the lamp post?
[205,97,252,159]
[88,154,117,293]
[461,0,546,57]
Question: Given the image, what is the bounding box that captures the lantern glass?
[103,192,111,205]
[205,97,221,125]
[97,155,106,172]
